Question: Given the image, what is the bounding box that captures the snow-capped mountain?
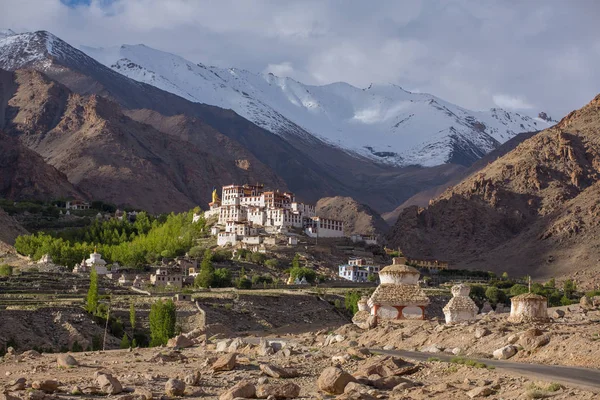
[82,43,550,167]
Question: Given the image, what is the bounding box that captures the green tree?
[344,290,362,315]
[195,249,215,288]
[485,286,506,304]
[265,259,279,269]
[250,252,267,265]
[149,299,176,347]
[367,274,377,283]
[86,268,99,314]
[469,285,486,305]
[509,284,528,297]
[501,272,509,280]
[0,264,13,277]
[129,301,136,332]
[291,253,301,269]
[563,279,577,299]
[213,268,232,288]
[545,278,556,288]
[289,266,317,283]
[235,277,252,289]
[120,333,130,349]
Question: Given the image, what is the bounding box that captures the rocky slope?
[316,197,389,236]
[0,208,27,251]
[388,94,600,280]
[1,68,287,213]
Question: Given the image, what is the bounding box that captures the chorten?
[507,293,549,323]
[367,257,430,321]
[85,248,108,275]
[443,284,478,324]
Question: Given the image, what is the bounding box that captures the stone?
[219,381,256,400]
[372,376,413,390]
[96,372,123,395]
[348,347,371,358]
[317,367,356,394]
[7,377,26,391]
[257,339,275,356]
[420,344,442,353]
[332,354,351,364]
[228,337,245,353]
[184,371,201,386]
[56,354,78,368]
[552,309,566,318]
[466,386,493,398]
[451,347,462,355]
[506,334,519,344]
[382,344,395,351]
[26,390,46,400]
[22,350,41,358]
[260,363,298,379]
[256,382,301,399]
[216,339,232,353]
[31,380,59,393]
[213,353,237,371]
[167,334,194,349]
[134,387,153,400]
[354,356,420,378]
[165,379,185,397]
[580,296,593,308]
[519,332,550,351]
[492,345,517,360]
[0,392,21,400]
[474,327,491,339]
[592,296,600,308]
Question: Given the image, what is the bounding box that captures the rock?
[165,379,185,397]
[492,345,517,360]
[552,309,565,318]
[167,334,194,349]
[580,296,593,308]
[467,386,493,398]
[134,387,153,400]
[451,347,462,355]
[219,381,256,400]
[506,334,519,344]
[332,354,351,364]
[372,376,413,390]
[228,337,245,353]
[7,377,26,391]
[519,333,550,351]
[260,363,298,379]
[213,353,237,371]
[26,390,47,400]
[382,344,395,351]
[31,380,59,393]
[420,344,442,353]
[317,366,356,394]
[257,339,275,356]
[183,328,204,339]
[474,327,491,339]
[592,296,600,308]
[258,377,269,385]
[348,340,358,347]
[56,354,78,368]
[344,382,371,395]
[1,392,21,400]
[216,339,232,353]
[184,371,201,386]
[354,356,420,378]
[21,350,41,358]
[96,372,123,395]
[348,347,371,359]
[256,382,301,399]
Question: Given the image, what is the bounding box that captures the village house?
[338,257,380,282]
[150,268,183,289]
[65,200,90,210]
[350,234,378,245]
[304,216,344,238]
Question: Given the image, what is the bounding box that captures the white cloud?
[492,94,534,110]
[0,0,599,118]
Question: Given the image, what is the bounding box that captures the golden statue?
[211,188,221,205]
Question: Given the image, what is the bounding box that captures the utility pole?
[103,302,111,351]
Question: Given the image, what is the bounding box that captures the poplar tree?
[86,268,99,314]
[149,299,176,346]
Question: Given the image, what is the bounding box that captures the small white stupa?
[84,248,108,275]
[443,284,479,324]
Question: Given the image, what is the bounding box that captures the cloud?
[0,0,599,118]
[492,94,534,110]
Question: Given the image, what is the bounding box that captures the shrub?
[86,268,99,314]
[195,249,214,288]
[265,258,279,269]
[120,333,130,349]
[344,290,362,315]
[0,264,13,276]
[213,268,232,288]
[509,284,528,297]
[289,266,316,283]
[235,277,252,289]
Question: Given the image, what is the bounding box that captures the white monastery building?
[199,184,343,246]
[338,257,380,282]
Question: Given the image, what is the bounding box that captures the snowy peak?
[81,42,549,167]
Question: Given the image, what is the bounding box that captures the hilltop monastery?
[196,184,344,246]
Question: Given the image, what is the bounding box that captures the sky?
[1,0,599,119]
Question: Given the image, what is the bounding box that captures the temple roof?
[380,258,420,276]
[368,283,430,307]
[443,296,479,312]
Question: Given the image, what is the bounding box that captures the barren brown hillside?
[388,94,600,284]
[316,196,389,235]
[0,208,27,251]
[1,69,288,213]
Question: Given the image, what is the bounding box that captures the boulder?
[96,372,123,395]
[466,386,493,398]
[259,363,297,379]
[420,344,442,353]
[552,309,565,318]
[7,377,26,391]
[228,337,245,353]
[212,353,237,371]
[219,381,256,400]
[165,379,185,397]
[21,350,41,358]
[216,339,232,353]
[592,296,600,308]
[474,327,491,339]
[317,367,356,394]
[0,392,21,400]
[372,376,413,390]
[256,382,301,399]
[492,345,517,360]
[184,371,201,386]
[580,296,593,308]
[134,387,153,400]
[31,380,59,393]
[167,334,194,349]
[257,339,275,356]
[56,354,78,368]
[354,356,420,378]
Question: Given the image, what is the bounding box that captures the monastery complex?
[198,184,344,247]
